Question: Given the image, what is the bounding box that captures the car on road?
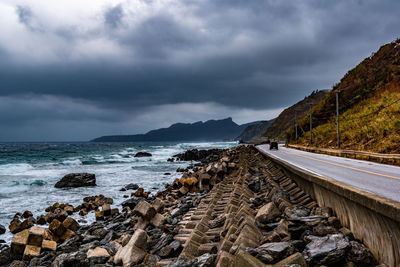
[269,141,278,150]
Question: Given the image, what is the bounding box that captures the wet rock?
[256,202,281,224]
[9,260,26,267]
[167,253,216,267]
[53,208,68,222]
[346,241,375,266]
[36,215,46,225]
[284,205,310,219]
[121,197,142,209]
[22,211,33,219]
[134,152,152,157]
[54,173,96,188]
[173,149,224,163]
[124,183,139,190]
[158,240,182,258]
[312,223,338,236]
[249,241,300,263]
[87,247,110,264]
[9,217,34,234]
[0,224,5,235]
[248,179,261,193]
[196,253,217,266]
[0,247,11,266]
[51,251,89,267]
[151,233,174,254]
[303,233,350,266]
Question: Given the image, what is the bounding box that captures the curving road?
[257,145,400,202]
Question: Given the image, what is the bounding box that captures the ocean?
[0,141,237,243]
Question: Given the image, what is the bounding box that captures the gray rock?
[251,241,300,263]
[55,173,96,188]
[303,233,350,266]
[248,179,261,193]
[158,240,182,258]
[0,224,5,235]
[346,240,375,266]
[51,251,89,267]
[284,205,310,219]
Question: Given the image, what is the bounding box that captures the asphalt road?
[257,145,400,202]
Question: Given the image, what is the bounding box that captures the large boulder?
[255,202,281,224]
[55,173,96,188]
[134,152,152,157]
[114,229,148,266]
[302,233,350,266]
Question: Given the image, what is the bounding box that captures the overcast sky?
[0,0,399,141]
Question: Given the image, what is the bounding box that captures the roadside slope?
[296,39,400,152]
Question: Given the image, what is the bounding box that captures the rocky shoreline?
[0,145,380,267]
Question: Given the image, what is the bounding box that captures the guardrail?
[256,146,400,267]
[287,144,400,166]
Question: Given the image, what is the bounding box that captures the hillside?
[236,120,274,142]
[91,118,256,142]
[262,90,328,138]
[295,39,400,153]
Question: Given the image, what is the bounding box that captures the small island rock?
[134,152,152,157]
[55,173,96,188]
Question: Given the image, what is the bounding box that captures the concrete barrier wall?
[287,144,400,167]
[256,147,400,267]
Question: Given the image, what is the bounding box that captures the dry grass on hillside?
[297,86,400,153]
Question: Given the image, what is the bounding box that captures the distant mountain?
[236,120,274,142]
[91,118,259,142]
[262,90,328,138]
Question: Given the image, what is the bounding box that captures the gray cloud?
[0,0,399,141]
[104,4,124,29]
[16,5,32,26]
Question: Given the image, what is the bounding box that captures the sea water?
[0,141,237,243]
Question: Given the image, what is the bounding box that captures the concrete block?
[41,240,57,251]
[60,229,76,241]
[28,226,45,247]
[134,201,156,220]
[95,210,104,221]
[152,198,165,213]
[102,204,111,216]
[11,229,29,258]
[23,245,41,261]
[63,217,79,232]
[49,219,66,236]
[150,213,166,228]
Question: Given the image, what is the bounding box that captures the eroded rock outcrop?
[54,173,96,188]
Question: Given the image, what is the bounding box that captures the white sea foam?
[61,159,82,166]
[0,163,34,175]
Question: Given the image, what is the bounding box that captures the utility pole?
[309,104,312,144]
[295,111,298,143]
[336,91,340,148]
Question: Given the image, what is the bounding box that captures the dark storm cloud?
[104,4,124,29]
[1,0,400,141]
